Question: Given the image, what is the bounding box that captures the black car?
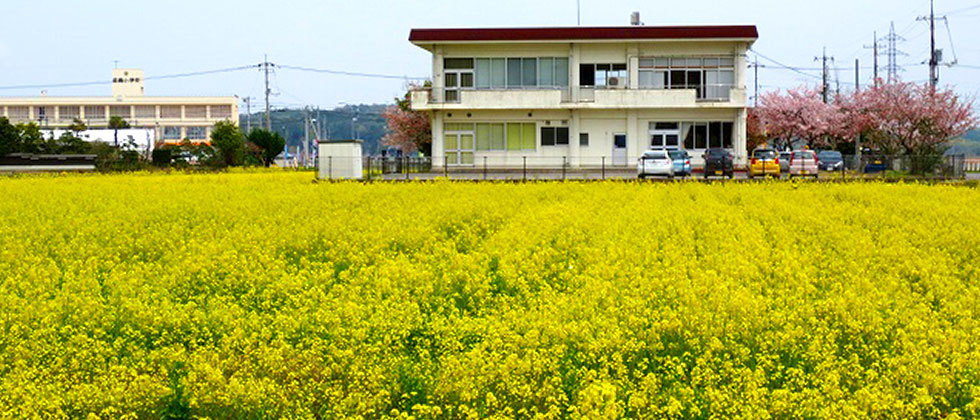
[863,155,888,174]
[817,150,844,171]
[703,148,734,179]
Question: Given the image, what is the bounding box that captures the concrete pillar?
[433,46,445,103]
[627,110,639,162]
[628,44,639,90]
[431,111,444,169]
[736,43,748,90]
[570,43,580,102]
[569,109,581,168]
[735,109,748,167]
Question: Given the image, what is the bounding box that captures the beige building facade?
[409,25,758,168]
[0,69,238,145]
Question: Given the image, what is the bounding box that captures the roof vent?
[630,11,643,26]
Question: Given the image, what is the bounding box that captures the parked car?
[638,149,674,179]
[817,150,844,171]
[863,154,887,174]
[703,148,734,179]
[666,148,692,176]
[749,148,780,178]
[779,151,792,173]
[789,150,819,178]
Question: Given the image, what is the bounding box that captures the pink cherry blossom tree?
[382,83,432,155]
[854,81,976,156]
[756,87,840,149]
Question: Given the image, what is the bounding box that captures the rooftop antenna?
[113,60,119,69]
[576,0,580,25]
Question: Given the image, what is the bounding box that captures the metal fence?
[315,154,970,181]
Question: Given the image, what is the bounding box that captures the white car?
[638,150,674,179]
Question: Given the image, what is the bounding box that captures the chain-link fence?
[314,154,970,181]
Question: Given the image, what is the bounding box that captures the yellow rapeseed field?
[1,171,979,419]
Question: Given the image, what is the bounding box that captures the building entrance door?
[612,133,627,166]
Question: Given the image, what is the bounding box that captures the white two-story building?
[409,24,758,169]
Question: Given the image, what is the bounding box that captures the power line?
[750,49,823,81]
[277,64,426,80]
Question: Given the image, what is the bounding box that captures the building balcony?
[411,86,747,111]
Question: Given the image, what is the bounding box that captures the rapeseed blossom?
[0,172,978,418]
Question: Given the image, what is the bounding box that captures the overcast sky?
[2,0,978,111]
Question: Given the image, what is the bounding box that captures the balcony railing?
[415,84,736,106]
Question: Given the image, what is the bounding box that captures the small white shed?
[318,140,363,180]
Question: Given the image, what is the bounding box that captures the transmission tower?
[882,21,908,83]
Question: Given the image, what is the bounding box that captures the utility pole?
[854,59,862,164]
[815,47,833,103]
[854,59,860,92]
[303,106,310,167]
[753,55,759,107]
[261,55,274,131]
[929,0,937,88]
[864,31,879,86]
[917,0,956,89]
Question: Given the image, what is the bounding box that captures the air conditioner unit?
[608,77,627,89]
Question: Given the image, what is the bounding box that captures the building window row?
[441,56,737,99]
[1,105,234,122]
[162,126,209,141]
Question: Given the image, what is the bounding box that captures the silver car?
[779,151,792,173]
[638,150,674,179]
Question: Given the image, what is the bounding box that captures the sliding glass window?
[679,122,734,150]
[473,57,568,89]
[638,56,736,100]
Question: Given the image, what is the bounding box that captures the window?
[580,133,589,147]
[444,58,474,70]
[59,106,80,121]
[163,126,181,140]
[134,105,155,119]
[186,126,207,140]
[476,57,568,89]
[680,121,734,150]
[210,105,232,119]
[185,106,207,119]
[84,106,105,120]
[540,127,569,146]
[506,123,536,150]
[110,105,130,118]
[444,59,474,102]
[580,63,627,87]
[475,123,505,150]
[161,106,181,119]
[639,56,735,99]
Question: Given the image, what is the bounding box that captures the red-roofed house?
[408,23,758,169]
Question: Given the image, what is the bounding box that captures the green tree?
[15,122,44,154]
[210,121,245,167]
[67,118,88,136]
[246,129,286,167]
[0,117,19,156]
[108,116,130,147]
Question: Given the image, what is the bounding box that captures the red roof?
[410,26,758,43]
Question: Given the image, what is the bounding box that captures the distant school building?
[0,69,238,145]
